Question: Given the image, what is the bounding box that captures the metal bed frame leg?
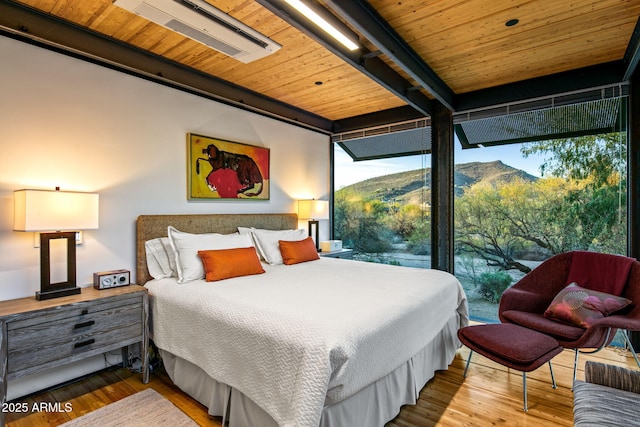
[463,350,474,377]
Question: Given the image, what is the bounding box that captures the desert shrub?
[477,271,513,303]
[333,191,392,254]
[407,221,431,255]
[456,254,483,287]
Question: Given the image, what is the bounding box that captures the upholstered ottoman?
[458,323,563,411]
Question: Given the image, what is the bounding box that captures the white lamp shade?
[298,199,329,220]
[14,189,99,232]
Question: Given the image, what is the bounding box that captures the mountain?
[336,160,537,205]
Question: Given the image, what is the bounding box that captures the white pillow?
[238,226,261,259]
[251,227,307,265]
[168,226,254,283]
[238,226,253,239]
[144,237,177,279]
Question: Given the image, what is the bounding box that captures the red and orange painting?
[187,133,269,200]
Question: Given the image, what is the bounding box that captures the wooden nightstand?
[320,248,354,259]
[0,285,148,424]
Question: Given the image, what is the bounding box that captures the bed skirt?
[159,312,461,427]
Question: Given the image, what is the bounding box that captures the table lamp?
[297,199,329,250]
[14,188,99,300]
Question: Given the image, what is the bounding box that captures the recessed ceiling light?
[505,19,519,27]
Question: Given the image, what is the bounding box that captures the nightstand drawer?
[7,302,142,375]
[7,304,142,357]
[7,293,142,331]
[8,322,142,376]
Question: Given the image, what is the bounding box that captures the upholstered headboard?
[136,213,298,285]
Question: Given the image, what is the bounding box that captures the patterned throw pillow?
[544,282,632,328]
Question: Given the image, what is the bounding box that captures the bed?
[136,213,468,427]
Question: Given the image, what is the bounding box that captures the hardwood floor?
[5,346,637,426]
[4,366,223,427]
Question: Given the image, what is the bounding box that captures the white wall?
[0,35,330,397]
[0,35,330,300]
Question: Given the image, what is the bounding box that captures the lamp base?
[38,231,79,301]
[36,286,81,301]
[307,220,320,251]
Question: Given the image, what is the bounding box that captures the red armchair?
[499,251,640,381]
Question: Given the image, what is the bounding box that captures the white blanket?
[145,258,468,427]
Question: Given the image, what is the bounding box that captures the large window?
[332,92,628,331]
[453,133,627,322]
[333,144,431,266]
[454,95,628,323]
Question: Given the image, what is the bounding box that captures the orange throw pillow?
[279,237,320,265]
[197,247,265,282]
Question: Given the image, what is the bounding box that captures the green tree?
[385,203,423,239]
[455,132,627,271]
[455,172,627,272]
[500,177,585,254]
[455,180,532,273]
[521,133,626,187]
[407,217,431,255]
[477,271,513,303]
[522,132,627,254]
[334,189,392,253]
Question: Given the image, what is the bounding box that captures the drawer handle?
[74,339,95,349]
[74,320,95,329]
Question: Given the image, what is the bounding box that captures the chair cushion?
[573,381,640,426]
[501,310,585,341]
[544,283,632,328]
[567,251,635,296]
[458,324,560,368]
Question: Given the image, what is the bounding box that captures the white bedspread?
[145,258,468,427]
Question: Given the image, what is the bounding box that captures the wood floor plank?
[4,345,638,426]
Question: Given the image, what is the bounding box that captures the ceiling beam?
[336,62,628,134]
[0,0,334,133]
[324,0,455,111]
[455,61,626,112]
[256,0,433,117]
[624,16,640,81]
[332,106,427,133]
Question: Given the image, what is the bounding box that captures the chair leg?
[463,350,474,377]
[548,361,557,389]
[522,372,528,412]
[522,364,554,412]
[622,330,640,370]
[573,348,579,383]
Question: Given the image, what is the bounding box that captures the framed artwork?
[187,133,270,200]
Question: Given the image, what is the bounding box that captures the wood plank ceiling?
[1,0,639,134]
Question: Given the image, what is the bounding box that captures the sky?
[334,139,547,189]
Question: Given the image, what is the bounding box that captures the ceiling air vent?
[114,0,281,63]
